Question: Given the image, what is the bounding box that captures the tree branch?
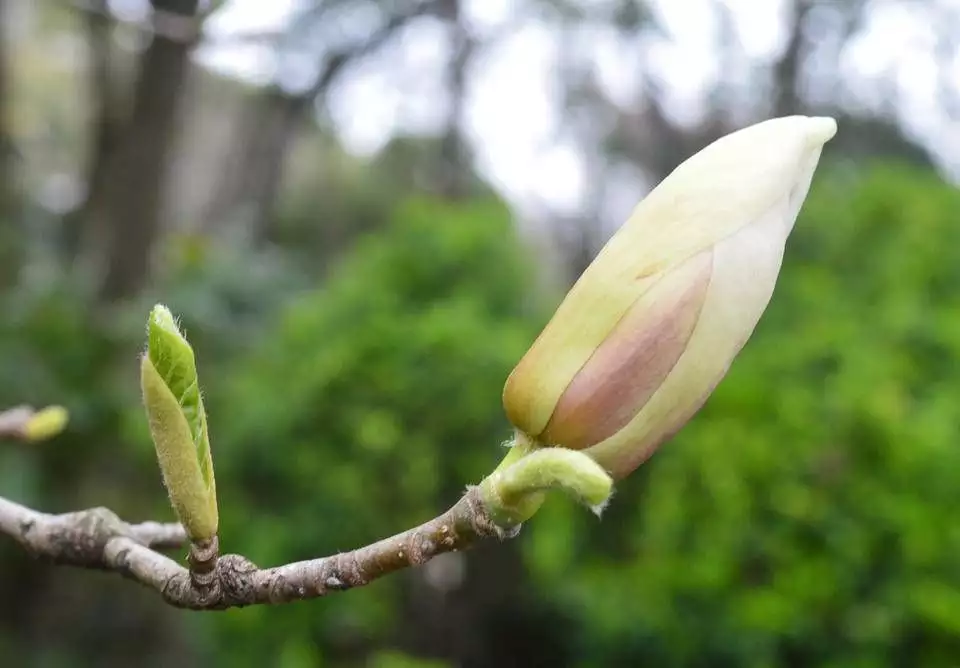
[0,486,516,610]
[0,405,69,442]
[0,406,34,439]
[0,496,187,558]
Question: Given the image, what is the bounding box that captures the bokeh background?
[2,0,960,666]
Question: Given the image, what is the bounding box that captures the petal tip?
[805,116,837,145]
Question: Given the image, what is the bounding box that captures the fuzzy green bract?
[480,445,613,527]
[148,306,213,484]
[142,304,218,541]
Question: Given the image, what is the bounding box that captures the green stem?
[479,446,613,527]
[492,430,538,474]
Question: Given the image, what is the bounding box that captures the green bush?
[200,196,544,666]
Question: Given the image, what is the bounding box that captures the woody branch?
[0,486,514,610]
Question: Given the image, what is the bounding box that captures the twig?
[0,487,516,610]
[0,406,34,439]
[0,496,187,555]
[0,405,69,443]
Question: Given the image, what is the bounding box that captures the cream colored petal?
[503,116,835,436]
[541,249,713,450]
[599,118,834,281]
[584,192,794,479]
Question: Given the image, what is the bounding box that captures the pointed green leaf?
[142,305,218,540]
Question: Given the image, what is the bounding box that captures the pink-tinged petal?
[541,249,713,450]
[585,196,793,479]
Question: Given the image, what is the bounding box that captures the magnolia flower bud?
[503,116,837,479]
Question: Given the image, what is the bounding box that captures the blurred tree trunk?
[436,0,474,198]
[200,46,354,240]
[201,83,320,241]
[773,0,813,117]
[60,0,121,264]
[97,0,200,301]
[0,0,19,288]
[201,67,345,242]
[204,1,441,241]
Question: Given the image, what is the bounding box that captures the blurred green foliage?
[4,163,960,667]
[196,196,543,666]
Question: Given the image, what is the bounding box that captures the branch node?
[217,553,259,605]
[462,485,521,540]
[188,535,220,593]
[53,506,126,566]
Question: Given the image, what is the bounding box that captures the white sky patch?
[723,0,789,61]
[325,56,402,155]
[589,27,646,109]
[838,0,960,176]
[952,48,960,86]
[530,142,589,213]
[461,0,520,35]
[645,0,719,125]
[465,22,570,208]
[196,0,299,84]
[327,15,453,155]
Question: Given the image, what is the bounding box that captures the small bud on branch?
[0,405,69,442]
[141,305,218,543]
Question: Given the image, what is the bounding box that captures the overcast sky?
[196,0,960,221]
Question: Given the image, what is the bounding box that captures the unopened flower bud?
[503,116,837,479]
